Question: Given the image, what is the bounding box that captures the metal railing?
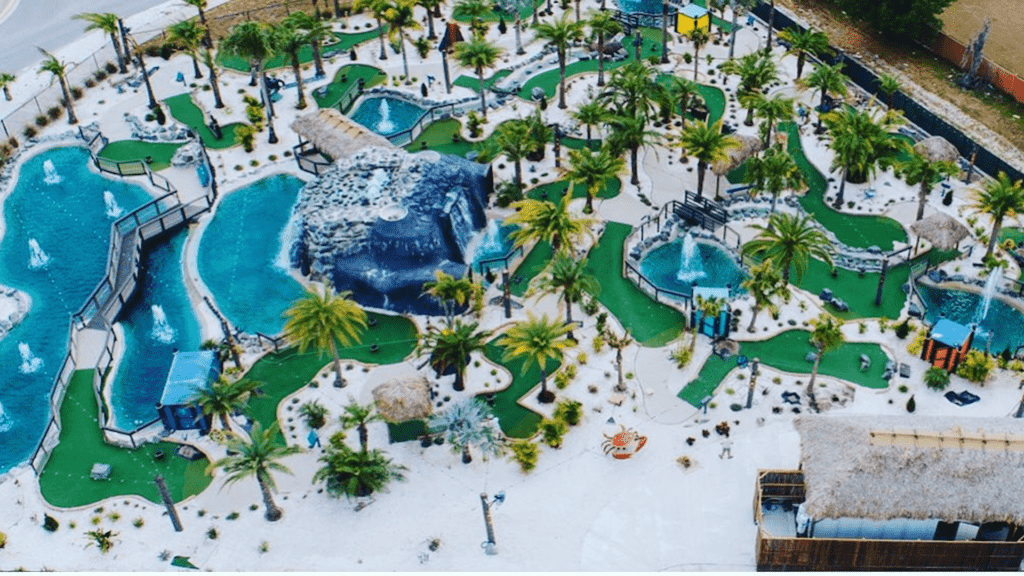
[474,245,525,275]
[624,259,692,308]
[293,139,332,176]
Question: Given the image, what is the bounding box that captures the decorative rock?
[804,352,818,363]
[0,285,30,342]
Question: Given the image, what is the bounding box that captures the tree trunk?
[615,347,625,391]
[532,1,539,26]
[557,50,567,109]
[693,45,700,81]
[564,291,574,326]
[259,69,278,142]
[782,256,791,283]
[986,216,1004,260]
[377,18,388,59]
[515,13,524,55]
[400,32,411,81]
[585,124,592,147]
[597,33,606,86]
[208,60,225,108]
[805,346,821,412]
[259,476,284,521]
[796,52,805,79]
[220,413,231,432]
[765,0,775,55]
[689,320,698,352]
[696,161,706,197]
[2,86,9,101]
[747,304,760,332]
[514,159,522,192]
[728,2,739,60]
[765,118,774,148]
[330,340,346,387]
[834,168,847,208]
[769,189,779,216]
[292,55,307,108]
[111,32,127,74]
[461,444,472,463]
[249,64,258,87]
[59,76,78,124]
[575,0,581,20]
[630,146,639,185]
[358,422,369,452]
[312,41,325,77]
[198,8,212,48]
[191,55,204,79]
[478,68,488,118]
[427,8,437,39]
[744,104,754,126]
[585,189,594,213]
[335,0,343,17]
[915,180,930,221]
[538,367,553,402]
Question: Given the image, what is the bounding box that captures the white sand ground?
[1,0,1024,571]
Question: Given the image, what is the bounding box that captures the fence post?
[1,118,8,138]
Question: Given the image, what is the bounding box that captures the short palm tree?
[74,12,127,73]
[534,14,585,109]
[207,421,301,521]
[896,150,960,221]
[168,19,206,79]
[383,0,420,82]
[587,10,622,87]
[740,258,789,332]
[284,11,332,78]
[500,313,575,403]
[537,253,599,336]
[573,98,607,147]
[221,22,279,140]
[606,114,659,187]
[340,401,382,452]
[418,319,491,391]
[454,0,491,37]
[0,72,14,101]
[677,120,739,198]
[601,60,663,121]
[428,398,504,462]
[972,172,1024,260]
[313,436,406,499]
[273,22,310,108]
[824,105,907,207]
[806,313,844,412]
[778,26,831,80]
[37,50,77,125]
[748,92,795,147]
[182,0,213,47]
[743,144,806,216]
[667,76,701,129]
[798,62,848,133]
[690,294,726,352]
[875,72,902,109]
[687,26,710,81]
[353,0,392,59]
[605,328,633,392]
[741,212,833,283]
[453,36,504,119]
[494,119,533,193]
[283,284,368,388]
[565,143,624,213]
[423,270,473,326]
[192,377,260,432]
[721,52,778,126]
[496,0,530,54]
[506,195,593,254]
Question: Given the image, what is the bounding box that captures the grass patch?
[510,240,553,297]
[526,177,621,202]
[164,94,244,149]
[312,64,387,110]
[453,69,513,92]
[480,340,560,438]
[97,140,182,172]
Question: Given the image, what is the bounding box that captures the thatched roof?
[910,212,971,250]
[290,108,393,160]
[712,134,763,176]
[796,415,1024,525]
[913,136,960,163]
[372,376,432,423]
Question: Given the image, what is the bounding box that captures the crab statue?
[602,425,648,460]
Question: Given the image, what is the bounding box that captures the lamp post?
[745,357,760,409]
[480,492,505,555]
[661,1,669,64]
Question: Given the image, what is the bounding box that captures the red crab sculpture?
[602,425,647,459]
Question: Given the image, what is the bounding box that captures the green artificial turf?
[218,28,387,72]
[481,340,562,438]
[313,64,387,110]
[164,93,244,149]
[97,140,183,172]
[453,69,513,92]
[453,0,543,23]
[654,74,727,125]
[510,240,554,297]
[527,176,621,202]
[38,371,213,508]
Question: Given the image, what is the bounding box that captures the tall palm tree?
[587,10,621,87]
[743,144,806,216]
[708,0,728,39]
[721,52,778,126]
[494,119,533,193]
[207,421,301,521]
[0,72,14,101]
[777,27,830,80]
[748,92,794,147]
[427,398,503,463]
[453,0,491,37]
[690,294,725,352]
[126,33,159,109]
[182,0,213,47]
[534,14,585,109]
[192,377,260,432]
[383,0,420,82]
[565,143,624,213]
[200,48,225,108]
[667,76,701,129]
[313,436,406,498]
[741,212,833,283]
[537,253,599,335]
[972,172,1024,260]
[740,258,788,332]
[687,27,710,81]
[601,60,664,122]
[875,72,902,109]
[606,114,659,187]
[806,313,844,412]
[418,0,442,40]
[285,11,332,78]
[572,98,607,147]
[353,0,392,59]
[37,50,77,125]
[453,36,504,119]
[506,195,593,253]
[496,0,530,55]
[423,270,473,326]
[340,401,382,452]
[824,105,906,207]
[74,12,127,74]
[500,313,575,403]
[418,319,491,391]
[896,150,959,221]
[283,284,368,388]
[798,62,848,133]
[221,22,279,141]
[168,19,206,79]
[676,119,739,198]
[273,22,311,108]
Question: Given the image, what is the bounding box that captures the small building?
[675,4,710,35]
[755,415,1024,571]
[689,286,732,339]
[921,318,975,372]
[157,351,220,434]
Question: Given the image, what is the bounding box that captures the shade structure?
[290,108,393,160]
[913,136,960,163]
[372,376,432,423]
[909,212,970,251]
[711,134,763,176]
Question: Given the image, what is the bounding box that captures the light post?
[661,1,669,64]
[745,357,760,409]
[480,491,505,555]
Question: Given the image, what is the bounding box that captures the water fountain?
[42,159,62,185]
[377,99,396,134]
[977,272,1002,323]
[18,342,43,374]
[466,220,503,265]
[151,304,177,344]
[27,238,50,270]
[0,400,11,433]
[676,233,707,283]
[104,190,124,219]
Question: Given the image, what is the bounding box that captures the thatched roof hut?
[913,136,960,163]
[372,376,432,423]
[712,134,763,176]
[910,212,971,251]
[795,415,1024,525]
[290,108,393,160]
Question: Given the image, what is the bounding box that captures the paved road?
[0,0,172,73]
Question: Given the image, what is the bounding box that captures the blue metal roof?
[693,286,730,301]
[160,351,218,406]
[680,4,708,18]
[930,319,971,348]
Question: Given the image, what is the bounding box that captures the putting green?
[527,176,621,202]
[453,69,513,92]
[164,93,244,149]
[217,28,387,72]
[313,64,387,110]
[481,340,561,438]
[510,240,553,297]
[97,140,182,172]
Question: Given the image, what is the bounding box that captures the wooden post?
[874,258,888,306]
[661,1,669,64]
[480,493,497,554]
[154,475,183,532]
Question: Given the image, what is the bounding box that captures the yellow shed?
[675,4,711,35]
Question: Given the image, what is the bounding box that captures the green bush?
[924,366,951,390]
[554,370,572,390]
[466,111,483,138]
[553,399,583,426]
[957,350,995,384]
[906,394,916,413]
[299,400,328,429]
[539,418,567,449]
[671,346,692,369]
[42,514,59,532]
[510,439,539,472]
[894,319,911,339]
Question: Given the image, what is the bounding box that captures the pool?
[197,174,306,336]
[349,96,428,137]
[615,0,663,14]
[639,236,748,300]
[0,147,151,474]
[917,284,1024,354]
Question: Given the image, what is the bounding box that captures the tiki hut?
[914,136,960,163]
[711,133,763,177]
[910,212,970,251]
[372,376,432,424]
[290,108,393,160]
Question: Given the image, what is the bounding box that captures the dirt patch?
[940,0,1024,79]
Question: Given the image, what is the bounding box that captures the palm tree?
[74,12,127,74]
[207,421,301,521]
[537,253,599,336]
[37,50,77,125]
[453,36,504,119]
[601,60,663,121]
[667,76,701,129]
[454,0,491,37]
[690,294,725,352]
[496,0,530,55]
[749,92,794,147]
[534,14,585,110]
[824,105,906,207]
[273,22,310,108]
[798,62,848,133]
[506,195,593,253]
[0,72,14,101]
[806,313,844,412]
[587,10,621,87]
[500,313,575,403]
[285,11,333,78]
[972,172,1024,260]
[721,52,778,126]
[221,22,279,141]
[418,0,442,40]
[572,98,606,147]
[778,27,830,80]
[494,120,533,193]
[313,437,406,498]
[875,72,901,109]
[708,0,728,39]
[687,27,710,81]
[192,377,260,432]
[353,0,392,59]
[340,401,381,452]
[182,0,213,47]
[383,0,420,82]
[200,48,225,108]
[125,33,159,109]
[605,328,633,392]
[743,144,806,216]
[606,114,659,187]
[740,258,788,332]
[741,212,833,283]
[677,120,739,198]
[418,319,491,391]
[896,150,959,221]
[427,398,504,463]
[565,143,624,213]
[423,270,473,326]
[283,284,368,388]
[168,20,206,79]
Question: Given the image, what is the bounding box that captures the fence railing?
[293,139,333,176]
[624,259,693,308]
[474,245,525,275]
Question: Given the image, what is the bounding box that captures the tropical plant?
[605,114,659,187]
[427,398,504,463]
[453,36,504,119]
[924,366,951,390]
[972,172,1024,260]
[496,0,531,54]
[506,195,593,254]
[601,60,663,121]
[200,48,224,108]
[192,377,260,432]
[805,313,844,411]
[353,0,392,59]
[74,12,127,73]
[676,119,739,198]
[741,258,789,332]
[283,284,368,388]
[168,19,206,79]
[500,313,575,403]
[777,27,831,79]
[690,294,726,352]
[313,436,406,499]
[534,14,585,109]
[553,399,583,426]
[221,22,279,140]
[687,26,710,81]
[957,349,995,384]
[0,72,15,101]
[207,421,302,521]
[747,92,794,147]
[605,328,633,392]
[510,439,539,472]
[298,400,329,429]
[85,529,117,554]
[824,104,907,207]
[494,120,533,193]
[797,62,848,133]
[382,0,421,81]
[565,143,624,213]
[743,144,806,215]
[539,418,568,448]
[839,0,955,43]
[895,150,959,221]
[537,253,599,336]
[418,0,443,40]
[182,0,214,47]
[418,319,491,391]
[423,270,474,326]
[875,72,902,109]
[587,10,622,87]
[667,76,701,129]
[721,52,777,126]
[454,0,491,37]
[340,401,381,452]
[272,22,310,108]
[741,212,833,283]
[37,50,77,125]
[572,98,607,147]
[285,11,332,77]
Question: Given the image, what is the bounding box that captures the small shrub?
[197,509,206,517]
[226,512,239,521]
[35,115,49,127]
[554,370,572,390]
[898,384,908,393]
[234,165,244,171]
[957,350,994,384]
[70,86,84,100]
[671,346,692,368]
[249,504,259,511]
[592,334,605,352]
[877,317,889,333]
[268,154,278,161]
[206,527,218,540]
[298,401,328,429]
[577,352,588,365]
[894,318,911,339]
[510,439,539,472]
[466,110,483,138]
[677,455,692,469]
[582,297,600,316]
[86,529,117,554]
[553,399,583,426]
[259,541,270,553]
[924,366,951,390]
[539,418,568,448]
[942,189,953,205]
[907,332,926,355]
[90,516,102,526]
[0,531,6,549]
[107,512,121,523]
[250,159,259,167]
[132,518,144,529]
[84,78,96,88]
[104,62,118,74]
[906,394,916,413]
[858,322,867,334]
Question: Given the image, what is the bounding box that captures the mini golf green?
[527,176,621,202]
[313,64,387,110]
[481,340,562,438]
[97,141,182,172]
[510,240,553,297]
[404,118,475,156]
[164,94,244,149]
[453,69,512,92]
[654,75,727,126]
[38,371,212,508]
[218,28,387,72]
[678,329,891,406]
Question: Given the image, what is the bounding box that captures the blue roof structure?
[680,4,708,18]
[930,319,972,348]
[693,286,730,301]
[160,351,218,406]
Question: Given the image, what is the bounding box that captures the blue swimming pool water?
[349,96,428,137]
[639,238,748,300]
[0,147,151,474]
[469,221,516,275]
[110,229,201,429]
[197,174,305,336]
[917,285,1024,354]
[615,0,663,14]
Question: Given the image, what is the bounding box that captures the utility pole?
[154,475,183,532]
[480,493,497,555]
